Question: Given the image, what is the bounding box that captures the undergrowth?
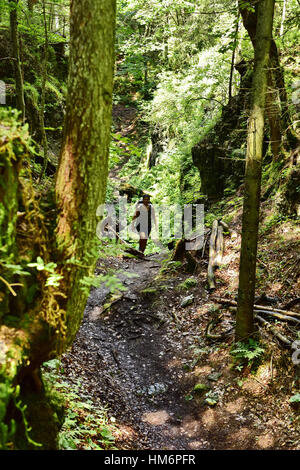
[42,359,120,450]
[230,338,265,372]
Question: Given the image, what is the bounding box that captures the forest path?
[60,248,297,450]
[62,251,206,450]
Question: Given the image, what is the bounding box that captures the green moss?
[177,278,197,290]
[24,82,39,107]
[0,379,16,450]
[0,109,31,315]
[45,80,63,102]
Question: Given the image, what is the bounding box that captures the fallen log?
[254,310,300,324]
[212,297,300,318]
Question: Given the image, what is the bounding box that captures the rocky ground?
[59,236,300,451]
[56,103,300,450]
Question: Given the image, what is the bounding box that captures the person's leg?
[139,234,148,253]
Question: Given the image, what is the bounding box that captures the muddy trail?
[62,252,208,450]
[60,247,300,451]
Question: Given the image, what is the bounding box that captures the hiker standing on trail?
[131,194,157,254]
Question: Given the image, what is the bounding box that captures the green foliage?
[0,373,43,450]
[12,385,42,448]
[79,271,128,296]
[42,360,119,450]
[193,383,210,394]
[260,212,289,235]
[0,378,16,450]
[23,82,39,107]
[177,278,197,289]
[109,132,142,170]
[230,339,265,371]
[160,259,182,275]
[204,390,219,406]
[113,0,239,207]
[27,256,63,287]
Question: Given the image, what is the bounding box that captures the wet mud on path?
[62,253,207,450]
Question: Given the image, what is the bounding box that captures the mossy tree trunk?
[9,0,25,122]
[38,0,49,182]
[55,0,116,346]
[235,0,275,342]
[0,0,116,447]
[238,0,298,158]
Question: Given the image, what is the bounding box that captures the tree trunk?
[235,0,275,342]
[0,0,116,446]
[238,0,298,157]
[38,0,49,182]
[55,0,116,347]
[228,7,240,102]
[280,0,287,37]
[9,0,25,122]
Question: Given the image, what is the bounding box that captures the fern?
[231,339,265,370]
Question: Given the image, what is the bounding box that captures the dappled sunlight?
[188,440,208,449]
[228,427,252,447]
[88,306,103,322]
[256,433,275,449]
[225,397,245,414]
[193,365,212,377]
[181,415,202,438]
[2,0,299,452]
[256,363,276,383]
[201,408,217,430]
[142,410,170,426]
[241,379,265,396]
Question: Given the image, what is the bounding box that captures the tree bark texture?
[55,0,116,346]
[38,0,49,182]
[0,0,116,421]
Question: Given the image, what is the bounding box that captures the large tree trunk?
[38,0,49,182]
[235,0,275,342]
[0,0,116,447]
[55,0,116,347]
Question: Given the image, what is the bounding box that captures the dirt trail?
[62,252,204,450]
[61,249,299,450]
